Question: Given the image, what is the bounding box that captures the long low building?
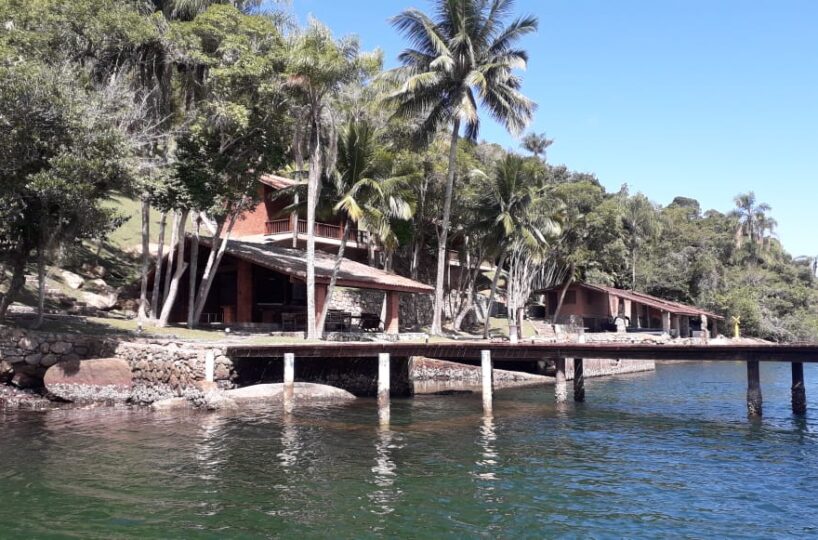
[537,282,723,337]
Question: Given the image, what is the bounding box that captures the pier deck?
[226,341,818,363]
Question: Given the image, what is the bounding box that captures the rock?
[17,337,39,351]
[41,354,59,367]
[82,290,119,310]
[225,382,356,403]
[60,270,85,289]
[0,360,13,382]
[49,341,72,355]
[24,353,42,366]
[151,397,190,411]
[44,357,132,402]
[12,372,41,389]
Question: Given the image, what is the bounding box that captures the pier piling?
[792,362,807,416]
[746,360,762,417]
[284,353,295,386]
[573,359,585,402]
[378,353,390,425]
[481,350,493,411]
[284,352,295,413]
[555,358,567,402]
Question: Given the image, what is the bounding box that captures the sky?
[279,0,818,257]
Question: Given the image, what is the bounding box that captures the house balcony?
[265,218,370,249]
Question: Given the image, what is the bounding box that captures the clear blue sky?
[279,0,818,257]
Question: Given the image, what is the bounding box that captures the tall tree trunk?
[431,118,461,335]
[138,197,151,320]
[186,216,200,328]
[631,247,637,291]
[317,217,349,337]
[163,210,180,305]
[157,210,189,327]
[305,108,322,339]
[34,247,47,329]
[482,249,507,339]
[552,264,575,325]
[0,253,27,322]
[150,212,167,320]
[191,213,239,326]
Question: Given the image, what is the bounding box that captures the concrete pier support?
[481,350,493,412]
[573,358,585,402]
[747,360,762,417]
[378,353,390,425]
[284,353,295,387]
[792,362,807,416]
[204,350,215,383]
[284,352,295,413]
[555,358,567,402]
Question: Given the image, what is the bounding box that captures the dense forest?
[1,0,816,341]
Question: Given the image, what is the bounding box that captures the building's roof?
[259,173,299,190]
[198,236,433,294]
[543,282,723,320]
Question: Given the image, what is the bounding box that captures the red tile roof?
[543,282,723,320]
[199,237,433,294]
[259,173,299,190]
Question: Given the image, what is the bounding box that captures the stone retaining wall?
[118,342,236,404]
[0,327,116,385]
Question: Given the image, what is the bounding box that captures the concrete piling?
[204,350,215,383]
[284,352,295,386]
[555,358,567,402]
[284,352,295,413]
[747,360,762,417]
[481,350,493,412]
[573,358,585,402]
[792,362,807,416]
[378,352,390,425]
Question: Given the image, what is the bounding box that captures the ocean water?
[1,361,817,538]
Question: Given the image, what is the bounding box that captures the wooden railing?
[265,219,369,244]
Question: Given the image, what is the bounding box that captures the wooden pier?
[225,341,817,419]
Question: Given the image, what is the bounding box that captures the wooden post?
[378,353,390,425]
[555,358,567,402]
[573,358,585,402]
[792,362,807,416]
[481,350,492,411]
[747,360,762,417]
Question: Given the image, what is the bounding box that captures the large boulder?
[44,357,132,402]
[60,270,85,289]
[225,382,356,403]
[81,290,119,310]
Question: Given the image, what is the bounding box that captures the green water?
[1,361,817,538]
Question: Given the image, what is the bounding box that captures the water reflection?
[369,426,400,518]
[278,411,301,468]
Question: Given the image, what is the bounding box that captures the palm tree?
[318,119,412,335]
[521,132,553,160]
[477,154,559,338]
[285,21,381,339]
[732,191,771,249]
[384,0,538,335]
[622,193,660,290]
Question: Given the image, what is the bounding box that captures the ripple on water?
[1,361,818,538]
